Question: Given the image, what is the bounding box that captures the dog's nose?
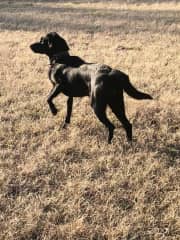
[30,44,34,51]
[30,43,40,53]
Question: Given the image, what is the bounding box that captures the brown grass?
[0,1,180,239]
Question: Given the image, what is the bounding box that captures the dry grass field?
[0,0,180,239]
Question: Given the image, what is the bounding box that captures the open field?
[0,1,180,239]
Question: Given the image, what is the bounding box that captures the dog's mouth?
[30,42,47,54]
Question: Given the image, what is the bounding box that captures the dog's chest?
[48,64,65,85]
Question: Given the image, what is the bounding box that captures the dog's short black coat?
[30,32,152,143]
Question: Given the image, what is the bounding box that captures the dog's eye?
[40,37,45,44]
[40,37,48,45]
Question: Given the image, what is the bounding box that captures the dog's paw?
[62,122,67,129]
[62,121,70,129]
[51,107,58,116]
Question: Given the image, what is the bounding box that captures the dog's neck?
[49,51,70,65]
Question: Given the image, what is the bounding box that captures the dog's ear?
[47,32,69,53]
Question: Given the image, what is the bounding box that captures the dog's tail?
[123,75,153,100]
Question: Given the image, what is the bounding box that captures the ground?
[0,1,180,239]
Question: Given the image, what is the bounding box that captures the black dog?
[30,32,152,143]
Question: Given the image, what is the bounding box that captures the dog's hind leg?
[47,84,62,115]
[63,97,73,128]
[91,95,115,144]
[108,95,132,142]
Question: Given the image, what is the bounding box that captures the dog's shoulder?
[49,63,68,84]
[50,63,67,73]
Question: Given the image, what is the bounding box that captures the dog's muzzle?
[30,43,46,54]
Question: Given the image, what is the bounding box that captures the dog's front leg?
[63,97,73,128]
[47,84,62,115]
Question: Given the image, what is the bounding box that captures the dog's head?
[30,32,69,56]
